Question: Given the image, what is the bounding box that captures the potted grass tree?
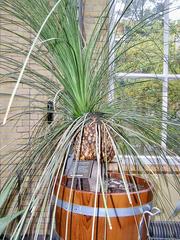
[0,0,179,239]
[0,179,24,236]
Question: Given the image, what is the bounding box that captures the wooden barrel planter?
[54,173,153,240]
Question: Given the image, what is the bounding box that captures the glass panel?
[169,20,180,74]
[115,0,164,74]
[115,78,162,154]
[167,80,180,154]
[166,0,179,153]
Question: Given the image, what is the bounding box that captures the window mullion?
[161,0,170,152]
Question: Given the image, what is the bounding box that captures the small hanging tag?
[67,160,94,178]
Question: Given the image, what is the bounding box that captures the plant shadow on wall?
[0,0,179,239]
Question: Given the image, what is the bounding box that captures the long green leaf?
[3,0,63,125]
[0,210,24,235]
[0,178,16,208]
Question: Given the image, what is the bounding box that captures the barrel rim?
[57,174,153,196]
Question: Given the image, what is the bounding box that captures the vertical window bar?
[161,0,169,151]
[77,0,84,43]
[108,0,117,102]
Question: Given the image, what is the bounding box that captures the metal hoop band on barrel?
[54,197,152,217]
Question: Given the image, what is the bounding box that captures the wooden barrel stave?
[55,175,153,240]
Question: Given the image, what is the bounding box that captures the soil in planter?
[106,177,145,193]
[64,177,145,193]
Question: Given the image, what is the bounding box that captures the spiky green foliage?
[0,179,24,235]
[0,0,179,239]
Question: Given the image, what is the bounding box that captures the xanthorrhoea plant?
[0,179,24,235]
[0,0,179,239]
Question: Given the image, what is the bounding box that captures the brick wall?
[84,0,107,40]
[0,0,108,150]
[0,0,107,234]
[1,0,179,235]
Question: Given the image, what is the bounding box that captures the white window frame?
[109,0,180,157]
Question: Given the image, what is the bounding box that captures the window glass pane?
[115,78,162,154]
[169,21,180,74]
[116,78,162,111]
[167,80,180,154]
[115,0,164,74]
[167,0,180,153]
